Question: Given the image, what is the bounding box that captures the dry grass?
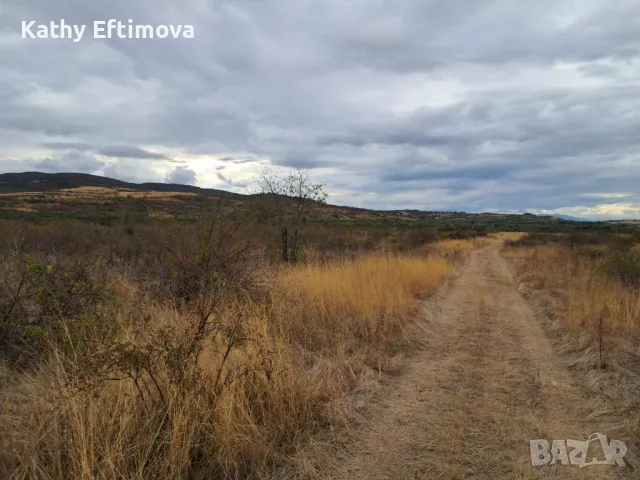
[510,246,640,340]
[272,253,451,348]
[491,231,526,241]
[0,247,460,479]
[2,304,339,479]
[425,238,488,261]
[505,239,640,466]
[475,292,486,323]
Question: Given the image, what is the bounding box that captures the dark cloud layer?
[1,0,639,218]
[96,146,170,160]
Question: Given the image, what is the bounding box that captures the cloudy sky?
[1,0,639,219]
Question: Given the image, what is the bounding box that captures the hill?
[0,172,637,232]
[0,172,235,197]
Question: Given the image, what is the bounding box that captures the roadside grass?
[504,233,640,468]
[425,237,489,261]
[0,228,476,479]
[272,253,451,351]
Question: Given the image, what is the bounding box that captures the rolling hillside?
[0,172,234,197]
[0,172,636,232]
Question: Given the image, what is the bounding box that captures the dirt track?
[329,241,631,479]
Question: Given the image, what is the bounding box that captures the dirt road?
[329,241,631,479]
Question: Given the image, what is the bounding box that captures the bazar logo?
[530,433,627,467]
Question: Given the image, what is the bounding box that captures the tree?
[256,167,327,263]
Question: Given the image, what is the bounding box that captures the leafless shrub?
[256,167,327,263]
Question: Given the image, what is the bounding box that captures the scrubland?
[3,214,639,479]
[0,218,479,479]
[504,231,640,359]
[504,231,640,463]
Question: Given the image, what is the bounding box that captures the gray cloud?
[102,159,162,184]
[42,142,96,151]
[165,165,197,185]
[216,171,244,189]
[40,142,171,159]
[219,157,256,164]
[1,0,639,218]
[97,145,170,160]
[30,151,104,173]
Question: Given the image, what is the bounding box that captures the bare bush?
[256,167,327,263]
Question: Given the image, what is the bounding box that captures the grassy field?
[504,231,640,347]
[0,215,480,479]
[1,178,639,478]
[503,231,640,465]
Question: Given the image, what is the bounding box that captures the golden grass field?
[0,238,463,479]
[2,222,640,479]
[503,235,640,472]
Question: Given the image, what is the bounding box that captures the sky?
[1,0,639,220]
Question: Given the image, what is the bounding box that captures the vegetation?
[504,231,640,461]
[1,173,639,478]
[0,197,485,478]
[2,172,638,233]
[256,168,327,263]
